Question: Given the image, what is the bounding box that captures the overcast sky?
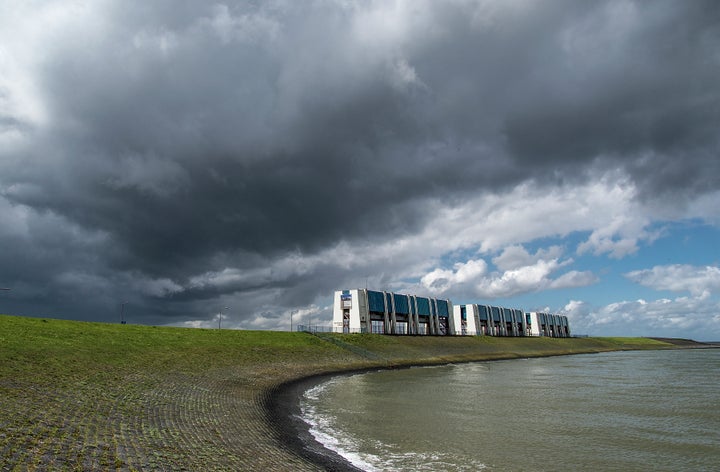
[1,0,719,340]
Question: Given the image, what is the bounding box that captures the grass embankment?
[0,314,682,471]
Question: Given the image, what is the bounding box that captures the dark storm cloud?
[501,1,720,196]
[1,0,719,325]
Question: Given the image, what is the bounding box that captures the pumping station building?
[332,289,570,337]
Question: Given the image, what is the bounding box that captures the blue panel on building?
[478,305,489,320]
[416,297,431,315]
[491,306,501,321]
[394,293,410,315]
[437,299,449,317]
[368,290,386,313]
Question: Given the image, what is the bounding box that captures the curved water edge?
[265,353,592,471]
[266,369,378,471]
[266,347,720,472]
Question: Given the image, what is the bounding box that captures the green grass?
[324,331,676,365]
[0,314,684,470]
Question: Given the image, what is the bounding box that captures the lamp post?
[119,301,128,324]
[219,306,228,330]
[291,309,297,332]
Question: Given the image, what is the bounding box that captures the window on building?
[371,320,385,334]
[438,318,448,335]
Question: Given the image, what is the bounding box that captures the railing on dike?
[296,324,336,333]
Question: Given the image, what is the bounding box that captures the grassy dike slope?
[1,314,678,471]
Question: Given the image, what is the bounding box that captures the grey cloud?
[1,0,719,326]
[502,1,720,200]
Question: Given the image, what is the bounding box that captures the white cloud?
[478,260,597,298]
[493,245,564,271]
[559,295,720,341]
[548,270,599,289]
[625,264,720,298]
[418,246,597,299]
[480,258,563,298]
[576,208,659,259]
[177,319,210,329]
[397,170,656,261]
[420,259,488,293]
[310,171,650,288]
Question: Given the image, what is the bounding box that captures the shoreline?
[270,348,720,472]
[263,350,621,471]
[265,343,720,471]
[266,371,369,472]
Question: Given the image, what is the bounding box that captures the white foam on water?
[300,376,487,472]
[300,378,381,471]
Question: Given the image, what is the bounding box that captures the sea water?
[300,349,720,471]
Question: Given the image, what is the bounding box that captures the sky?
[1,0,719,340]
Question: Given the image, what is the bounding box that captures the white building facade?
[454,304,528,336]
[526,312,571,337]
[332,289,571,337]
[332,289,454,335]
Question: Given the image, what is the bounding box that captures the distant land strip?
[0,314,714,471]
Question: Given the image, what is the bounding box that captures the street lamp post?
[219,306,228,330]
[119,301,128,324]
[291,309,297,332]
